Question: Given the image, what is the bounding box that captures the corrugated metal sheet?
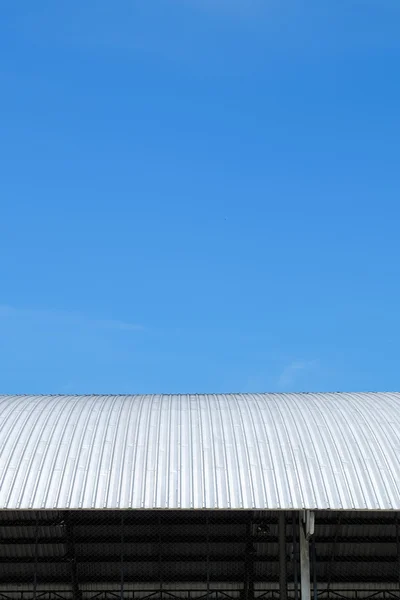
[0,393,399,510]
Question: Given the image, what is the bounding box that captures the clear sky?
[1,1,399,394]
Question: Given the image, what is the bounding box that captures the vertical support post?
[299,522,310,600]
[299,511,314,600]
[120,512,125,600]
[65,512,82,600]
[158,513,163,597]
[244,515,254,600]
[279,513,287,600]
[396,513,400,595]
[33,513,38,600]
[293,513,299,600]
[206,513,210,599]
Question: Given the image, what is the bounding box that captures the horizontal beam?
[0,589,397,593]
[0,592,398,600]
[0,515,397,528]
[0,535,398,545]
[0,514,259,527]
[0,554,397,564]
[0,576,398,585]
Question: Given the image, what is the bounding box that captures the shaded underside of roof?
[0,392,399,510]
[1,510,399,592]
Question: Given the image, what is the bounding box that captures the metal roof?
[0,393,399,510]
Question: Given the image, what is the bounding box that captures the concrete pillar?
[299,511,314,600]
[299,519,310,600]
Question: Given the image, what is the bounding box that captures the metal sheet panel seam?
[0,393,399,510]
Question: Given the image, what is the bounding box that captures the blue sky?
[1,0,400,394]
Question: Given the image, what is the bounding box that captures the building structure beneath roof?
[0,392,399,600]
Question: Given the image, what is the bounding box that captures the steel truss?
[1,590,400,600]
[1,510,399,600]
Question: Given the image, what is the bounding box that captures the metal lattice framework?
[1,591,400,600]
[0,510,399,599]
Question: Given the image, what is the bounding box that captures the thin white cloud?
[278,360,317,388]
[0,304,143,332]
